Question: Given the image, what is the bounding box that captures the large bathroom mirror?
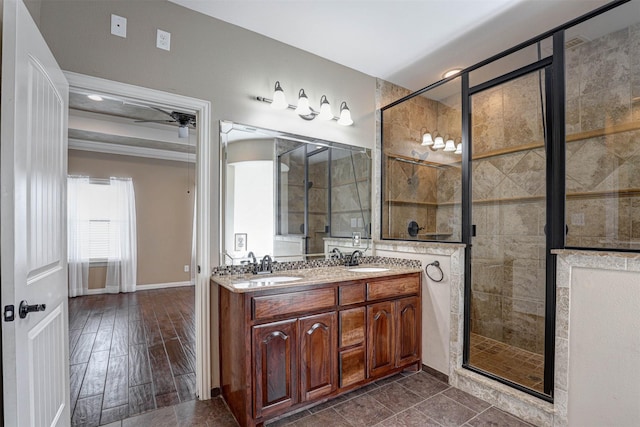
[220,121,371,265]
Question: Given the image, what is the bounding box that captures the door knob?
[18,300,46,319]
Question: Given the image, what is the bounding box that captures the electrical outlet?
[157,29,171,51]
[183,265,189,273]
[352,232,361,247]
[111,14,127,38]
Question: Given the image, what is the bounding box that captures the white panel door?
[1,0,70,426]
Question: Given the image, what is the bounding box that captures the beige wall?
[68,149,195,287]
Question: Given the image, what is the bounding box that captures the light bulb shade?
[433,135,445,150]
[444,139,456,152]
[178,125,189,138]
[295,88,312,116]
[421,132,433,146]
[454,143,462,154]
[271,81,288,110]
[318,95,333,120]
[337,101,353,126]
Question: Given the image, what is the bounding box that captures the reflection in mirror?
[381,77,462,242]
[220,121,371,265]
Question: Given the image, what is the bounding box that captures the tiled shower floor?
[469,333,544,393]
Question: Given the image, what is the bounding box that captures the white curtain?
[67,176,90,297]
[105,177,137,294]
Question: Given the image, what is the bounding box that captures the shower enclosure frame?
[379,0,631,403]
[462,56,558,401]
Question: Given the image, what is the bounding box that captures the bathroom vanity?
[214,266,422,427]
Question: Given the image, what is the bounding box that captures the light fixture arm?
[256,96,340,121]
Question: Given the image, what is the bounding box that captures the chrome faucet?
[347,250,363,267]
[255,255,273,274]
[330,248,343,260]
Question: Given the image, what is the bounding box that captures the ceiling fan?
[135,107,196,138]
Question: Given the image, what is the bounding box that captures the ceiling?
[169,0,612,91]
[68,89,197,161]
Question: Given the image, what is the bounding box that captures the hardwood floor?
[69,286,196,426]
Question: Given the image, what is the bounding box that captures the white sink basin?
[347,267,389,273]
[249,276,302,283]
[233,276,302,289]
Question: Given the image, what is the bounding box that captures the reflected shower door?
[468,68,548,393]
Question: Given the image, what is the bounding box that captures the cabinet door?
[253,320,298,418]
[396,296,421,367]
[367,301,396,378]
[299,312,337,402]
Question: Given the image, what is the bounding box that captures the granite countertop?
[211,263,422,293]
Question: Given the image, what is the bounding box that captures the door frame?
[63,71,213,400]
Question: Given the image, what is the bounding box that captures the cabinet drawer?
[339,347,365,388]
[253,288,336,320]
[339,283,365,305]
[339,307,365,348]
[367,275,419,301]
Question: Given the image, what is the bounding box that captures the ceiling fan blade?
[134,119,177,124]
[149,106,178,119]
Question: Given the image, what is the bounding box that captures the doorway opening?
[64,72,211,423]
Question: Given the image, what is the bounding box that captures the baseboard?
[137,281,194,290]
[422,363,449,383]
[84,281,194,295]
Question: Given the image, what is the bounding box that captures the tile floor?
[468,333,545,393]
[104,369,534,427]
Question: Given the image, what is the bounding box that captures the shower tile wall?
[381,83,462,241]
[308,161,328,254]
[565,24,640,250]
[331,154,371,237]
[470,72,546,354]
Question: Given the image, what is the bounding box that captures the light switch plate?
[111,14,127,38]
[157,29,171,51]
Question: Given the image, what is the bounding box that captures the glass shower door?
[468,68,548,393]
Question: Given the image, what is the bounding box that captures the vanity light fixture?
[87,94,103,101]
[256,81,354,126]
[454,142,462,155]
[432,134,445,150]
[443,137,456,152]
[318,95,334,121]
[271,81,288,110]
[421,128,434,146]
[295,89,312,116]
[337,102,353,126]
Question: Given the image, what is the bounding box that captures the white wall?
[567,268,640,427]
[374,244,455,375]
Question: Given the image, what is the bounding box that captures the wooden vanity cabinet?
[253,320,298,418]
[218,272,421,427]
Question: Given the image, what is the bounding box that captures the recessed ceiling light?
[443,68,462,79]
[87,94,103,101]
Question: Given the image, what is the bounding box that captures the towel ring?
[425,261,444,282]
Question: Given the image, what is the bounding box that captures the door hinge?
[197,265,201,274]
[4,305,15,322]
